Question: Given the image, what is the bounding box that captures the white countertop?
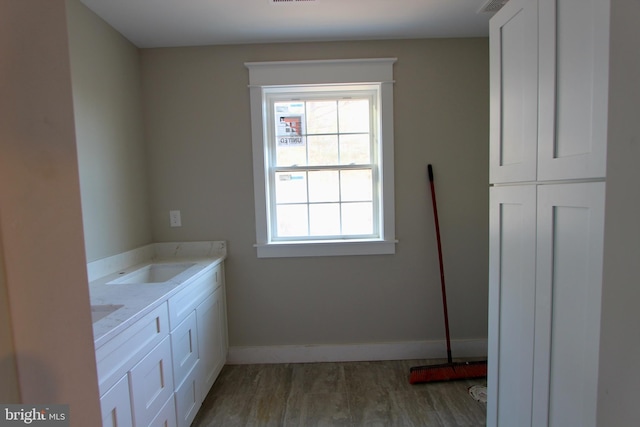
[88,241,226,349]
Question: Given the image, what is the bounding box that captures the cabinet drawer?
[129,336,175,427]
[148,394,177,427]
[175,361,201,427]
[96,303,169,395]
[100,374,133,427]
[170,311,199,389]
[168,265,220,329]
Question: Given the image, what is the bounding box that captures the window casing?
[246,59,397,257]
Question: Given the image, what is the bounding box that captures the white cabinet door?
[196,285,227,401]
[489,0,538,184]
[100,374,133,427]
[174,360,201,427]
[129,336,175,427]
[487,185,537,427]
[147,394,177,427]
[170,310,199,390]
[532,182,605,427]
[537,0,609,181]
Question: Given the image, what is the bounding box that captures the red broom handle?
[428,164,452,364]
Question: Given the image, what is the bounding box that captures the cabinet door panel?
[490,0,538,184]
[537,0,609,180]
[100,374,133,427]
[147,394,177,427]
[533,182,605,427]
[196,286,226,400]
[175,360,201,427]
[129,336,175,427]
[170,311,199,389]
[487,185,537,427]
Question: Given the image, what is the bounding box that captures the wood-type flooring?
[192,359,487,426]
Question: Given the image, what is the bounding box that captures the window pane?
[339,99,369,133]
[342,202,374,235]
[340,134,371,165]
[275,172,307,203]
[306,101,337,134]
[309,203,340,236]
[308,135,338,166]
[308,170,339,202]
[341,169,372,201]
[276,144,307,166]
[276,204,308,237]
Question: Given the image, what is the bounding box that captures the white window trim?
[246,58,397,258]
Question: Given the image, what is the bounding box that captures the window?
[246,59,397,257]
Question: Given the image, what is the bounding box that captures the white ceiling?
[79,0,496,48]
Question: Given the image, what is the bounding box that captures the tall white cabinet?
[487,0,610,426]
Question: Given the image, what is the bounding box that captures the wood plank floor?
[192,359,487,426]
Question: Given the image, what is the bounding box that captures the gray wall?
[141,39,489,348]
[67,0,152,262]
[597,0,640,424]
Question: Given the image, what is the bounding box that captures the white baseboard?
[227,339,487,365]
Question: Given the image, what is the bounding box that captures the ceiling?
[79,0,498,48]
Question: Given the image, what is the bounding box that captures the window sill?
[254,239,397,258]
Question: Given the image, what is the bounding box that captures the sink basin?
[107,263,196,285]
[91,304,124,323]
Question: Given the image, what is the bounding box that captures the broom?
[409,164,487,384]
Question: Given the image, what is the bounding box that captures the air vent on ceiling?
[271,0,316,3]
[478,0,509,14]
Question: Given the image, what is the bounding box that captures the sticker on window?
[275,102,306,146]
[277,116,305,146]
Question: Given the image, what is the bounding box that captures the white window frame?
[246,58,397,258]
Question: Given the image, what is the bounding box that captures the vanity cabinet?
[96,261,227,427]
